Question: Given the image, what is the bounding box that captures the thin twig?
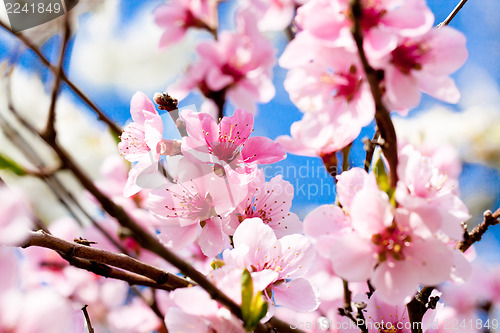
[43,14,71,143]
[437,0,469,28]
[407,207,500,333]
[350,0,398,187]
[0,99,130,255]
[458,208,500,252]
[81,305,95,333]
[0,20,122,137]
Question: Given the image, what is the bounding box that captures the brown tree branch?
[437,0,469,28]
[43,14,71,143]
[0,20,122,137]
[407,207,500,333]
[350,0,398,187]
[458,208,500,252]
[0,101,130,255]
[23,230,191,291]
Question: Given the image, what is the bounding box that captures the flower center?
[119,124,149,156]
[391,41,427,75]
[372,224,411,262]
[164,187,216,221]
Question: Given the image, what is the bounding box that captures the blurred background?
[0,0,500,262]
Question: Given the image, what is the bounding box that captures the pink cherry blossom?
[363,291,436,332]
[294,0,434,56]
[119,92,165,162]
[380,27,468,110]
[166,286,245,333]
[328,185,461,304]
[155,0,216,48]
[148,168,248,256]
[282,49,375,124]
[170,9,276,112]
[224,173,303,237]
[396,144,470,240]
[276,111,361,157]
[181,108,286,176]
[223,218,319,312]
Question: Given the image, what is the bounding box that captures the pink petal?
[251,270,280,291]
[371,261,419,305]
[424,27,468,75]
[278,234,315,279]
[220,109,254,144]
[172,287,219,315]
[409,238,453,286]
[272,278,319,312]
[165,308,208,333]
[335,167,372,210]
[303,204,347,238]
[416,72,461,104]
[198,217,229,257]
[350,189,393,235]
[241,136,286,164]
[157,224,199,251]
[130,92,156,124]
[232,218,281,265]
[330,233,377,281]
[384,66,421,110]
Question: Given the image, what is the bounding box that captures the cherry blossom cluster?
[277,0,468,157]
[305,144,470,305]
[1,0,498,332]
[156,1,277,113]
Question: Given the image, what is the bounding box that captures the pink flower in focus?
[148,170,247,257]
[380,27,468,110]
[181,108,286,176]
[119,92,165,162]
[329,185,457,304]
[224,173,302,237]
[282,49,375,125]
[155,0,216,48]
[223,218,319,312]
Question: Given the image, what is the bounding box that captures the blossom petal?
[272,278,319,312]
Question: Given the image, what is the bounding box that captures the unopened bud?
[154,92,178,111]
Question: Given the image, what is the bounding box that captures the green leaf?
[0,154,26,176]
[373,157,395,205]
[241,269,268,332]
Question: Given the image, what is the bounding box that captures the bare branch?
[0,20,122,137]
[81,305,95,333]
[437,0,469,28]
[43,14,71,143]
[350,0,398,187]
[23,230,191,291]
[407,207,500,333]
